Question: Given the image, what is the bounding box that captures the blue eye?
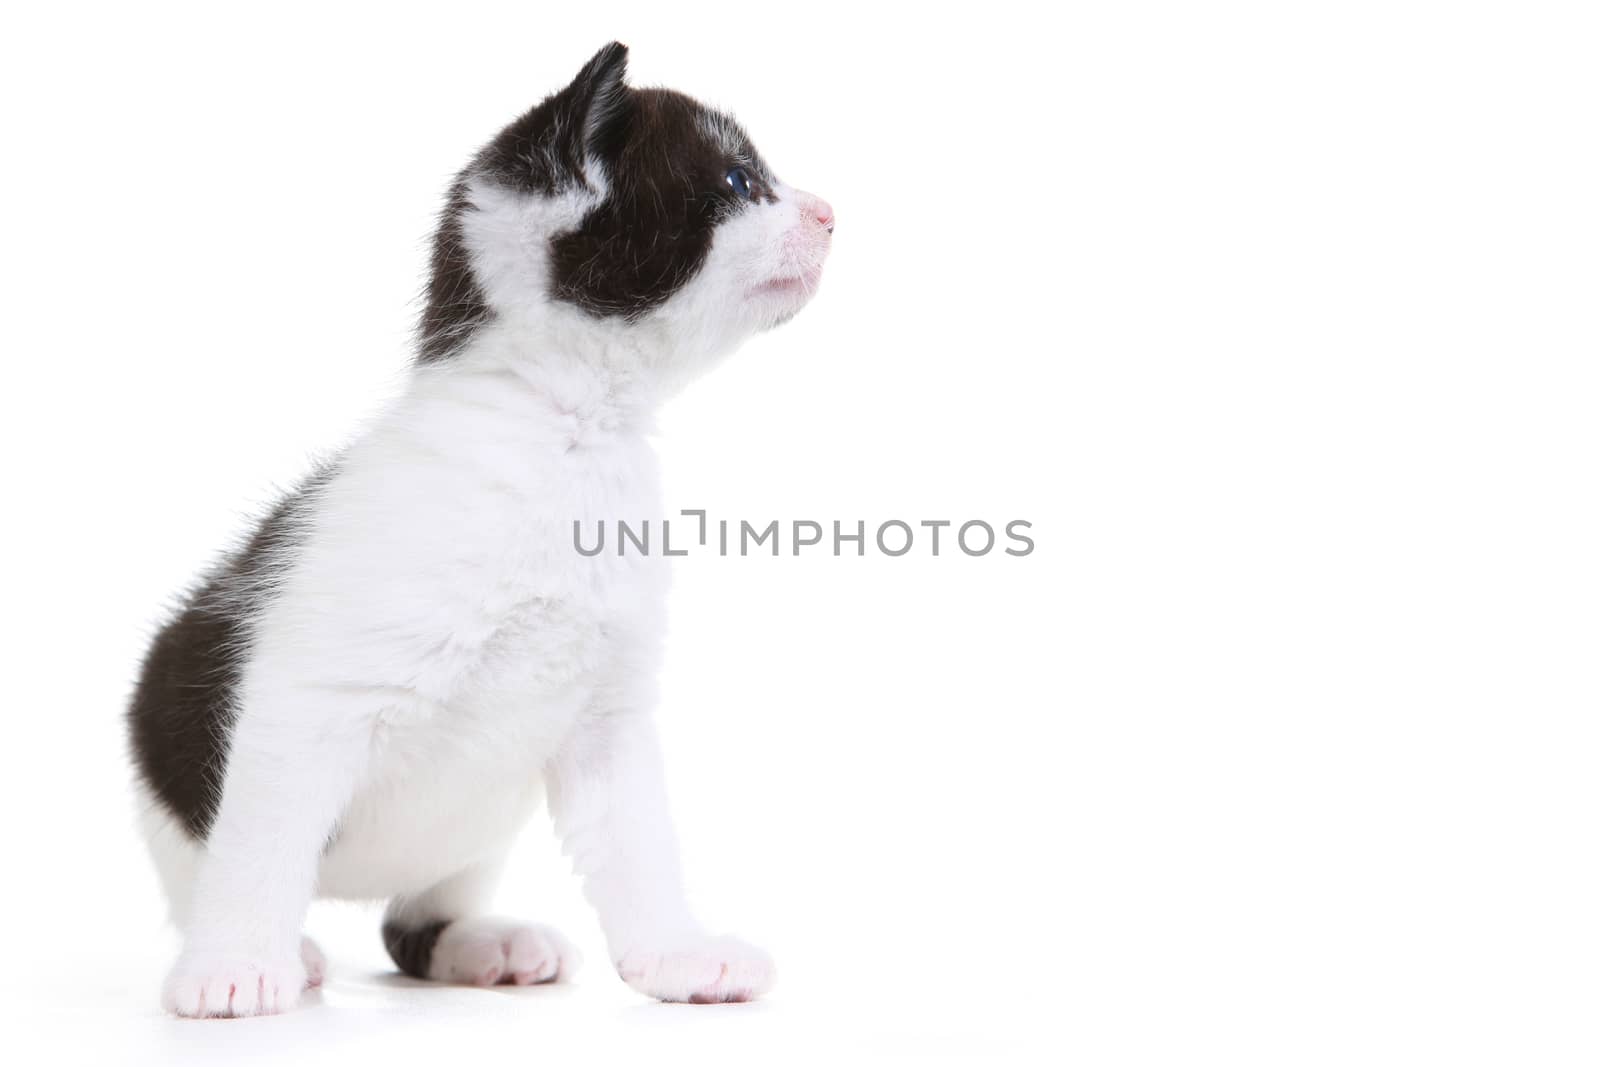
[725,166,753,200]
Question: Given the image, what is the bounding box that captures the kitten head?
[419,42,833,373]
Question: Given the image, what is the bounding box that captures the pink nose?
[804,194,835,234]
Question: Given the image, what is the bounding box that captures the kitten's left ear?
[557,42,631,160]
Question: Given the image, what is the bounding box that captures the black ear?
[557,42,631,160]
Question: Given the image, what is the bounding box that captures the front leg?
[548,709,774,1003]
[163,681,371,1017]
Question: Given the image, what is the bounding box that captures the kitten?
[127,42,833,1017]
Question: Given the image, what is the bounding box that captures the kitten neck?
[447,314,666,436]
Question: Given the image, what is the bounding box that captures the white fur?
[426,919,578,986]
[150,165,832,1017]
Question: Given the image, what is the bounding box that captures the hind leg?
[382,851,580,986]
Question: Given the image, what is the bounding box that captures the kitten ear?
[558,42,631,160]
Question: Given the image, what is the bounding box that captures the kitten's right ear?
[556,42,631,160]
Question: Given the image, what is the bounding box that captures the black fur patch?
[416,179,491,364]
[383,919,450,980]
[126,467,332,839]
[415,42,777,361]
[546,87,774,319]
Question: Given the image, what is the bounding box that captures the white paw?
[300,935,326,988]
[616,935,775,1003]
[163,950,307,1018]
[431,918,580,986]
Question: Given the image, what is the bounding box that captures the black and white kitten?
[128,42,833,1017]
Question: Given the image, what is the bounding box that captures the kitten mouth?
[752,268,823,298]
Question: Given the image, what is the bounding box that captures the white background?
[2,2,1596,1064]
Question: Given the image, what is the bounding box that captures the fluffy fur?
[128,42,833,1017]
